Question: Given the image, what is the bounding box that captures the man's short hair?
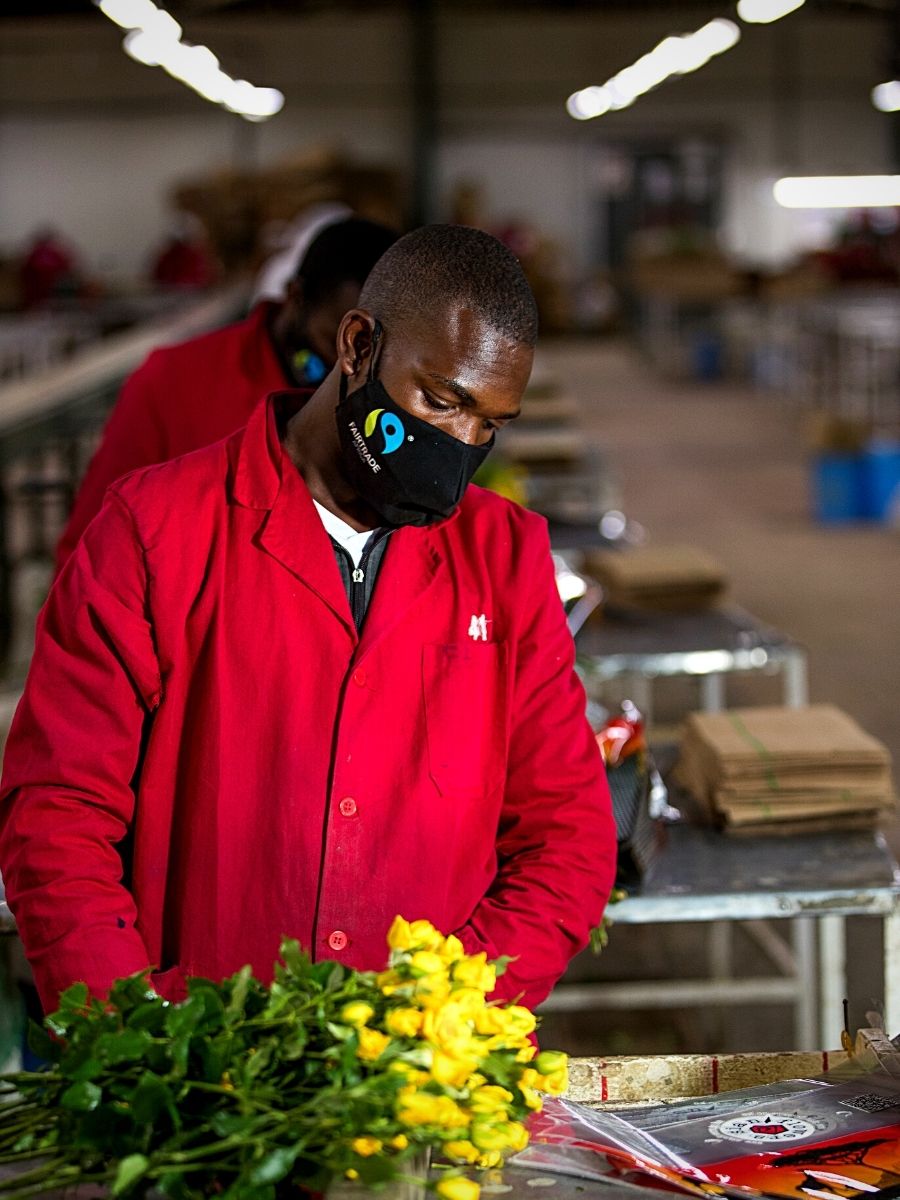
[296,218,398,307]
[359,224,539,348]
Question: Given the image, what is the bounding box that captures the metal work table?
[575,604,809,719]
[541,809,900,1052]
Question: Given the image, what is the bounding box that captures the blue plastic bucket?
[811,453,865,523]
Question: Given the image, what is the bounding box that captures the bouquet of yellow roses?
[0,917,567,1200]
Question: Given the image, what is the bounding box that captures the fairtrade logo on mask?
[364,408,405,455]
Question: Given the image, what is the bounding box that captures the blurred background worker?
[55,216,398,569]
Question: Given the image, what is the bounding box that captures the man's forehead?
[394,305,533,373]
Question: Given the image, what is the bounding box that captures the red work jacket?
[1,396,615,1015]
[55,303,286,570]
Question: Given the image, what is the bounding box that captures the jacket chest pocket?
[423,641,508,797]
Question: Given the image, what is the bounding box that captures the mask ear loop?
[367,319,384,382]
[339,318,383,403]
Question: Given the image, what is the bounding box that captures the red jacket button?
[352,669,367,687]
[339,797,358,817]
[328,929,348,951]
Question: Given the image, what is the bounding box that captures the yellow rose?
[388,915,414,951]
[532,1051,568,1096]
[518,1084,543,1112]
[435,1176,480,1200]
[505,1121,529,1152]
[468,1116,527,1154]
[351,1136,382,1157]
[444,1140,480,1164]
[452,953,496,994]
[390,1063,431,1084]
[473,1007,507,1037]
[410,950,445,977]
[385,1007,424,1038]
[535,1050,567,1076]
[469,1085,513,1114]
[356,1027,391,1061]
[397,1091,468,1129]
[415,974,452,1009]
[409,919,444,951]
[422,1004,474,1052]
[397,1091,441,1126]
[345,1169,359,1180]
[439,934,465,963]
[537,1068,567,1096]
[502,1005,537,1038]
[341,1001,375,1027]
[431,1049,480,1088]
[470,1116,514,1153]
[376,968,406,996]
[476,1150,502,1170]
[516,1044,537,1062]
[443,987,485,1020]
[391,1134,409,1150]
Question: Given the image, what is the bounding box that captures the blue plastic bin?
[860,441,900,523]
[811,453,865,523]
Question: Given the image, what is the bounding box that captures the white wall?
[0,8,892,279]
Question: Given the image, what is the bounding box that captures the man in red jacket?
[56,216,397,569]
[0,224,615,1015]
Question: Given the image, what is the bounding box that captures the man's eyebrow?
[426,373,521,420]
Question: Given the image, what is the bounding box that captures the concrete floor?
[532,336,899,1060]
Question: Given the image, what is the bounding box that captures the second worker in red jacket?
[55,216,397,570]
[0,224,616,1016]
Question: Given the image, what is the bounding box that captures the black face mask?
[335,326,494,528]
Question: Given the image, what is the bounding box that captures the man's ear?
[337,309,377,381]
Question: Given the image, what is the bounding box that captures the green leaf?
[70,1056,105,1081]
[164,995,204,1038]
[112,1153,150,1196]
[248,1145,299,1186]
[57,981,90,1011]
[225,964,252,1019]
[279,939,308,978]
[107,971,157,1012]
[156,1171,194,1200]
[130,1072,174,1124]
[96,1027,152,1064]
[492,954,516,977]
[61,1079,102,1111]
[126,1000,168,1035]
[210,1111,256,1137]
[26,1020,61,1062]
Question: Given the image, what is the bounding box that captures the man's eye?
[423,394,454,413]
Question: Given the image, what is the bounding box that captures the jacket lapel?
[355,528,443,662]
[259,467,357,639]
[232,395,356,640]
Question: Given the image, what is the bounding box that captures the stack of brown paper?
[586,545,727,611]
[675,704,896,835]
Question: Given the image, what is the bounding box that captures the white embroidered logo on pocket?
[468,613,490,641]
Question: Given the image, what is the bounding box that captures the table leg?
[792,918,818,1050]
[782,650,809,708]
[818,914,847,1050]
[884,901,900,1038]
[625,674,654,726]
[700,672,726,712]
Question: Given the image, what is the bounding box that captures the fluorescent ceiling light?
[737,0,805,23]
[774,175,900,208]
[566,18,739,121]
[872,81,900,113]
[98,0,159,28]
[95,0,282,121]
